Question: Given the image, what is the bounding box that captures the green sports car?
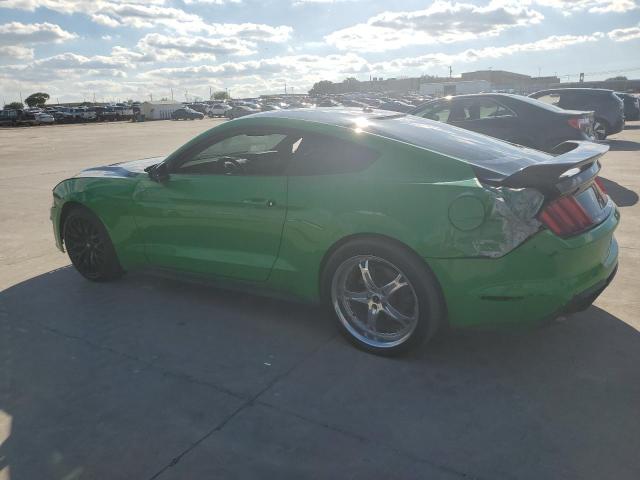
[51,108,619,354]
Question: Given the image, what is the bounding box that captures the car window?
[453,98,516,121]
[176,132,297,176]
[286,133,378,176]
[533,93,561,106]
[412,102,451,122]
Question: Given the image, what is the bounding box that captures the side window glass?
[414,102,451,122]
[287,134,378,176]
[460,99,515,121]
[534,93,560,106]
[176,133,295,176]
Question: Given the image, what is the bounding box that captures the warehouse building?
[140,101,183,120]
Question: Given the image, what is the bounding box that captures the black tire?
[63,206,124,282]
[593,118,609,140]
[321,238,445,356]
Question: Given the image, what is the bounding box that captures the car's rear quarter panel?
[269,129,484,301]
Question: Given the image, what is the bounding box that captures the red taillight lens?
[567,116,589,130]
[539,195,593,237]
[594,177,608,198]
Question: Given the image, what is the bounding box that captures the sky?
[0,0,639,103]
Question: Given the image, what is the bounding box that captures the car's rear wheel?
[63,207,124,282]
[593,118,608,140]
[324,239,444,355]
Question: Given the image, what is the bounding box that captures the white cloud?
[608,23,640,41]
[136,33,257,61]
[183,0,241,3]
[0,45,34,60]
[0,0,293,42]
[529,0,638,13]
[325,1,544,52]
[372,33,604,73]
[0,21,77,44]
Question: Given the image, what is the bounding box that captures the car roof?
[532,88,613,94]
[251,108,551,176]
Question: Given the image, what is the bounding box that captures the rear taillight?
[538,195,593,237]
[567,116,590,131]
[594,177,608,198]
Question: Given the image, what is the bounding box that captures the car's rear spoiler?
[497,141,609,197]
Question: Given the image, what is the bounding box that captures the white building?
[140,101,183,120]
[420,80,491,97]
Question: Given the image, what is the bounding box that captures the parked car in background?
[208,103,232,117]
[317,99,341,107]
[226,105,259,119]
[529,88,624,140]
[410,93,595,152]
[113,104,133,120]
[261,104,281,112]
[379,100,415,113]
[0,109,19,126]
[171,108,205,120]
[616,92,640,121]
[94,106,118,122]
[35,112,55,124]
[51,108,618,355]
[0,109,40,126]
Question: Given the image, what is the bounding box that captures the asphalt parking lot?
[1,119,639,480]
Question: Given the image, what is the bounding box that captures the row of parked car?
[299,88,638,153]
[0,104,137,127]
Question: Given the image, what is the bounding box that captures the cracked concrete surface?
[1,120,639,479]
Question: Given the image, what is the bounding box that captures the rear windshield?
[368,114,552,177]
[510,95,567,113]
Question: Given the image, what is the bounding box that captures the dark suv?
[529,88,624,140]
[616,92,640,121]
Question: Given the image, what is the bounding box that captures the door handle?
[242,198,276,207]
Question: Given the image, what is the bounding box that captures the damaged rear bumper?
[427,206,619,328]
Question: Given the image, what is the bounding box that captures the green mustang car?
[51,108,619,354]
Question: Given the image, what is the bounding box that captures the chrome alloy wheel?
[331,255,419,348]
[593,120,607,140]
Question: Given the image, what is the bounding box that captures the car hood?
[74,156,165,179]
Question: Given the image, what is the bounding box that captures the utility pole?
[448,66,452,78]
[538,66,541,77]
[284,81,287,95]
[209,86,212,100]
[19,91,23,104]
[171,88,174,101]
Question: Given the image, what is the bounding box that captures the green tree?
[4,101,24,110]
[606,76,627,81]
[212,91,229,100]
[309,80,333,95]
[24,92,50,108]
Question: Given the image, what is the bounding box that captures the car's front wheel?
[323,239,444,355]
[63,207,124,282]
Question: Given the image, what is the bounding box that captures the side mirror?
[145,162,170,184]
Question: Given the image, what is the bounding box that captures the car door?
[132,128,299,282]
[448,97,519,143]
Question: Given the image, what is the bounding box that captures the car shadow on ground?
[599,177,639,206]
[607,139,640,151]
[2,267,640,479]
[623,124,640,130]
